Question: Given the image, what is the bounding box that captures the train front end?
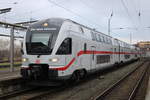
[21,18,68,81]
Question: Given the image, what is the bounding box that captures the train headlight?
[43,22,48,27]
[22,58,28,62]
[50,58,59,62]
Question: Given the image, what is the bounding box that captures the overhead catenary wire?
[127,0,141,28]
[79,0,116,37]
[138,0,142,26]
[79,0,97,12]
[120,0,137,29]
[79,0,114,22]
[47,0,106,30]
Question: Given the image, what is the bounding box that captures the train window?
[115,39,119,45]
[96,34,100,42]
[97,55,110,64]
[105,37,109,44]
[103,37,106,43]
[101,36,105,42]
[109,38,112,44]
[84,43,87,52]
[56,38,72,55]
[91,31,96,41]
[124,55,130,59]
[98,34,102,42]
[100,35,103,42]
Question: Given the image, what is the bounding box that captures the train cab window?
[56,38,72,55]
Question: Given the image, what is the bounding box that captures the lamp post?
[130,33,132,44]
[10,26,14,72]
[0,8,11,14]
[0,2,18,15]
[108,12,113,36]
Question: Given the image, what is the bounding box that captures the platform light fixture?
[0,8,11,14]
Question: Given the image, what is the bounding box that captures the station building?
[136,41,150,57]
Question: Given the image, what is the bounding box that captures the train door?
[113,45,120,64]
[90,46,96,70]
[118,45,121,62]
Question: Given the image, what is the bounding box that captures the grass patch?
[0,65,20,71]
[0,62,22,66]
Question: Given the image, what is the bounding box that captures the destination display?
[30,28,57,31]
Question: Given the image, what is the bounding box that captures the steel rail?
[24,85,67,100]
[92,61,146,100]
[0,87,37,99]
[128,62,149,100]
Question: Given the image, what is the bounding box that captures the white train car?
[21,18,139,81]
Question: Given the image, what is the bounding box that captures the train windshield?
[26,31,54,55]
[31,33,52,46]
[26,18,64,55]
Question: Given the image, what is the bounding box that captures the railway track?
[18,86,67,100]
[0,87,38,100]
[2,84,68,100]
[0,60,147,100]
[91,60,149,100]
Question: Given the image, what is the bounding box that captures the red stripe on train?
[50,50,141,71]
[50,58,75,71]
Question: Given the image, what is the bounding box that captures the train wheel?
[120,61,124,66]
[79,69,87,79]
[71,71,80,82]
[114,62,119,67]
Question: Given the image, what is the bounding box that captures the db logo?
[35,60,40,64]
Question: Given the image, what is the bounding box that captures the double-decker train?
[21,18,141,82]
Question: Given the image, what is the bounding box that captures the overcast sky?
[0,0,150,44]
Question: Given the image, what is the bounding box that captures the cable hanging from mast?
[120,0,137,29]
[48,0,106,30]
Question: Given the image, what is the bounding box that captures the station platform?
[145,77,150,100]
[0,67,21,81]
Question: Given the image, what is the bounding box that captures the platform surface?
[145,77,150,100]
[0,66,21,81]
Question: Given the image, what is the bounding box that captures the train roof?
[66,19,113,38]
[30,17,132,46]
[29,18,65,28]
[30,18,112,38]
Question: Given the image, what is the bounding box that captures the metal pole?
[10,26,14,72]
[108,18,111,36]
[130,33,132,44]
[108,12,113,36]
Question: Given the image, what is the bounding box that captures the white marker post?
[10,26,14,72]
